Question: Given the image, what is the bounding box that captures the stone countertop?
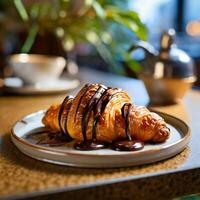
[0,68,200,200]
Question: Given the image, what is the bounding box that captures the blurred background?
[0,0,200,85]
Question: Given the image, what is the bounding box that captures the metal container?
[129,29,196,104]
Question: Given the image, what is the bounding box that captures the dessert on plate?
[42,83,170,151]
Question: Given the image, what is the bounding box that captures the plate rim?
[10,110,191,158]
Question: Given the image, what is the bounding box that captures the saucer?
[3,77,80,95]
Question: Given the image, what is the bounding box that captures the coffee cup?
[8,54,66,85]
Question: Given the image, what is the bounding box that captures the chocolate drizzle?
[74,84,90,123]
[111,140,144,151]
[75,84,109,150]
[92,89,123,141]
[121,103,132,141]
[52,84,145,151]
[112,103,144,151]
[26,129,70,147]
[37,131,70,147]
[20,119,28,124]
[81,85,107,141]
[58,95,73,141]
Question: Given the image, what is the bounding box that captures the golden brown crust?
[128,106,169,142]
[42,104,60,131]
[42,84,170,143]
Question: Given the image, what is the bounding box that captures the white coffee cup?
[8,54,66,85]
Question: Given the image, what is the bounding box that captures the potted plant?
[0,0,147,75]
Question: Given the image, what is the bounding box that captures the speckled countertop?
[1,68,200,200]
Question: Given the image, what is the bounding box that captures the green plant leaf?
[86,30,125,74]
[105,8,147,40]
[126,59,142,72]
[92,1,105,19]
[123,52,142,72]
[21,24,39,53]
[13,0,29,21]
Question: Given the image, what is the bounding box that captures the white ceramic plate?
[3,77,80,95]
[11,110,190,168]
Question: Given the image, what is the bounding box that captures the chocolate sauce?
[58,95,73,141]
[112,140,144,151]
[26,129,70,147]
[81,85,107,141]
[74,84,91,123]
[26,129,52,138]
[37,131,69,147]
[121,103,132,141]
[75,86,125,150]
[92,88,121,140]
[75,85,109,150]
[103,91,123,111]
[20,119,28,124]
[91,88,114,141]
[112,103,144,151]
[74,140,109,150]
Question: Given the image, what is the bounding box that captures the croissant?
[42,83,170,151]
